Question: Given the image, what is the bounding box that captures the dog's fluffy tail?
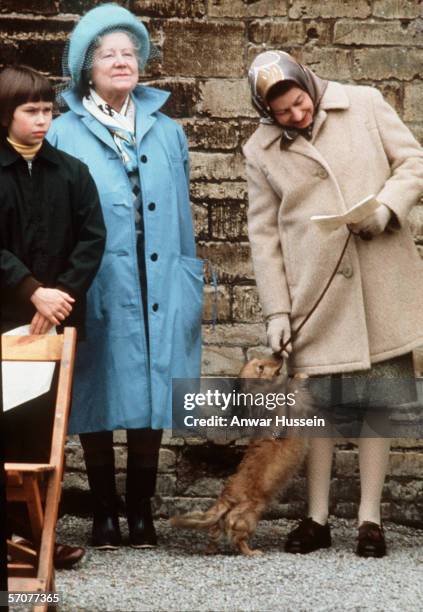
[170,501,229,530]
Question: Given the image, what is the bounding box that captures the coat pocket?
[178,254,204,339]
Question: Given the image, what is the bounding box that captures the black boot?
[80,431,122,549]
[85,463,122,550]
[87,464,122,549]
[126,428,162,548]
[126,466,157,548]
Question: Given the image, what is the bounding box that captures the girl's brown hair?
[0,65,54,130]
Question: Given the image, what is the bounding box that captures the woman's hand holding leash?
[348,202,392,239]
[266,314,292,358]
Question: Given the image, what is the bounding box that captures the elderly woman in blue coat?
[48,4,203,549]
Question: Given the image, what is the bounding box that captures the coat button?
[140,154,148,163]
[148,202,156,211]
[152,303,159,312]
[342,265,353,279]
[150,253,158,261]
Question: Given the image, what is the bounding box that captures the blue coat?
[48,85,203,432]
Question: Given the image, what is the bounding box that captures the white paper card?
[2,325,56,412]
[311,194,379,232]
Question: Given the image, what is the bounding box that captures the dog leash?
[277,229,353,356]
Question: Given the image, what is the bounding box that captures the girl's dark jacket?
[0,138,106,333]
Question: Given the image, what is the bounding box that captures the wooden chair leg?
[22,475,44,543]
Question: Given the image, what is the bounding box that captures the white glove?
[266,314,292,358]
[348,203,392,239]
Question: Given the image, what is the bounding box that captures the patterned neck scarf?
[248,50,328,146]
[83,88,138,172]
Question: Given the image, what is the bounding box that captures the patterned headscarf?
[248,50,328,145]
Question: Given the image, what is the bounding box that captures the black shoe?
[127,498,157,548]
[356,521,386,558]
[284,517,331,554]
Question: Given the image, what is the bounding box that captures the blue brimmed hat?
[64,3,150,91]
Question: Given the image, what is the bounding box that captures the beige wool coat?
[243,81,423,375]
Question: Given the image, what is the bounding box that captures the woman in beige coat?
[244,50,423,557]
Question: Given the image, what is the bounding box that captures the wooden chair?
[2,328,77,609]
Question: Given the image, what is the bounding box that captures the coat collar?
[257,81,350,151]
[0,137,61,167]
[61,84,170,153]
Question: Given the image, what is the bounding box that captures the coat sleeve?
[176,124,196,257]
[244,152,292,318]
[0,250,40,298]
[371,88,423,227]
[56,162,106,297]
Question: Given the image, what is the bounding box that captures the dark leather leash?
[277,229,353,357]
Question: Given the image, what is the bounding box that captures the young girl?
[0,65,106,567]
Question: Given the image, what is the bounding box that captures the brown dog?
[170,358,311,556]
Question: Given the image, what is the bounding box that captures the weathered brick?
[335,449,359,475]
[352,48,423,80]
[0,15,73,39]
[63,471,89,492]
[202,346,244,375]
[197,242,253,280]
[190,152,245,181]
[114,445,127,470]
[17,39,65,74]
[249,20,306,46]
[389,501,423,524]
[289,0,371,19]
[297,47,352,80]
[389,451,423,476]
[156,473,177,496]
[191,181,247,202]
[203,284,231,322]
[192,203,209,239]
[384,478,423,502]
[209,0,288,18]
[1,0,59,14]
[334,19,422,47]
[0,40,19,67]
[404,83,423,122]
[372,0,422,19]
[182,119,239,150]
[159,448,177,471]
[60,0,119,13]
[147,79,200,118]
[65,444,84,471]
[198,79,255,119]
[203,323,266,347]
[210,203,248,240]
[232,285,262,323]
[391,437,423,449]
[163,21,245,78]
[133,0,205,18]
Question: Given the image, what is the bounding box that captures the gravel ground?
[53,516,423,612]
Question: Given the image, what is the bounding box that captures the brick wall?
[2,0,422,524]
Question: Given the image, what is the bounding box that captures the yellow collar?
[7,137,42,161]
